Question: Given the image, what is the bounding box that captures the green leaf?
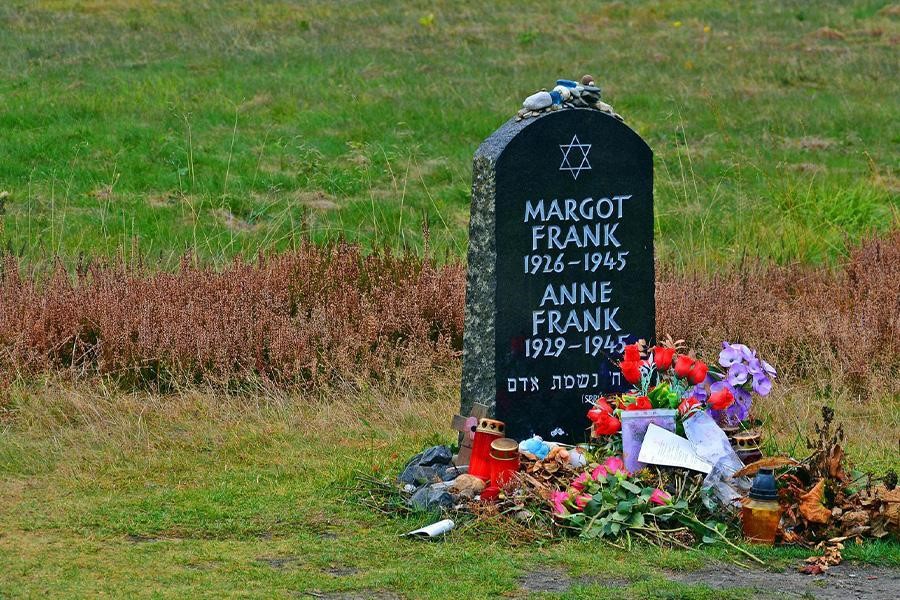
[629,512,646,528]
[702,535,719,545]
[619,480,642,495]
[617,500,635,513]
[610,522,621,535]
[584,499,603,517]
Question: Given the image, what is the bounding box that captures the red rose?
[592,411,621,436]
[653,346,676,371]
[620,360,642,384]
[687,360,709,385]
[673,354,695,378]
[708,387,735,411]
[626,395,652,411]
[623,343,641,362]
[678,397,700,416]
[587,398,614,424]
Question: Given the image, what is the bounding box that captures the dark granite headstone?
[461,108,654,444]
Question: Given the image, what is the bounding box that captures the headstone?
[461,107,654,443]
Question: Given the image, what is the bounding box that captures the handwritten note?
[637,424,713,474]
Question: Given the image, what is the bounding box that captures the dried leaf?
[826,444,849,482]
[800,480,832,524]
[733,456,800,479]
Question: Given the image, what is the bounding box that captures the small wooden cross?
[450,402,490,466]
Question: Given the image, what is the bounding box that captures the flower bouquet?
[586,338,777,469]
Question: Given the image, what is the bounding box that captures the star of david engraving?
[559,135,592,180]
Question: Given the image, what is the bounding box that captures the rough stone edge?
[460,153,498,417]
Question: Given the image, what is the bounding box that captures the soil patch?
[257,555,300,569]
[669,561,900,599]
[300,591,401,599]
[518,567,629,593]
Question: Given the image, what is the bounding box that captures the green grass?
[1,0,897,267]
[0,381,897,598]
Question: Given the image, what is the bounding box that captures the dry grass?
[658,231,900,401]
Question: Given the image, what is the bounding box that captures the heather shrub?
[0,243,465,389]
[657,231,900,399]
[0,234,896,400]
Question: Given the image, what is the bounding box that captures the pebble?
[581,74,595,86]
[409,485,454,511]
[523,91,553,110]
[449,474,486,499]
[552,85,572,101]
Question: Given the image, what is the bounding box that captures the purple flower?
[761,360,777,379]
[691,384,708,402]
[718,342,743,368]
[752,372,772,396]
[727,363,750,386]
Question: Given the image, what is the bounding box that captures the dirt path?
[670,562,900,599]
[517,562,900,599]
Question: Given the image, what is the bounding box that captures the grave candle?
[469,418,505,480]
[489,437,520,487]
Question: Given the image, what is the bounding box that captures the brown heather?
[658,231,900,400]
[0,234,897,400]
[0,243,465,389]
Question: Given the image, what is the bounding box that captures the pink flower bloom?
[574,493,592,510]
[550,490,570,515]
[591,464,609,480]
[602,456,627,476]
[571,472,590,492]
[650,488,672,506]
[591,456,628,480]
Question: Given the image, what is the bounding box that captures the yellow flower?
[419,13,435,28]
[703,25,711,33]
[673,20,682,28]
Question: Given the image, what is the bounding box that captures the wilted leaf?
[732,456,800,479]
[826,444,849,482]
[800,480,832,524]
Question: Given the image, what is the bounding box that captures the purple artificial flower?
[752,372,772,396]
[718,342,743,368]
[747,358,763,374]
[727,363,750,386]
[691,384,708,402]
[761,360,777,379]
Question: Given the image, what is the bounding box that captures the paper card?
[637,424,714,473]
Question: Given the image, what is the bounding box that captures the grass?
[0,377,897,598]
[0,0,898,268]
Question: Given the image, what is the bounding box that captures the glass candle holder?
[489,437,520,487]
[469,418,505,480]
[741,468,782,545]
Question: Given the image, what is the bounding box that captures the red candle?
[469,418,505,480]
[489,437,520,487]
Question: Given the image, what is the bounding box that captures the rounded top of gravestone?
[476,107,650,164]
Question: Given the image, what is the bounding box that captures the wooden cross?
[450,402,490,466]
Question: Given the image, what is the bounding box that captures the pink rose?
[550,490,570,516]
[591,456,628,480]
[574,493,592,510]
[650,488,672,506]
[571,472,590,492]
